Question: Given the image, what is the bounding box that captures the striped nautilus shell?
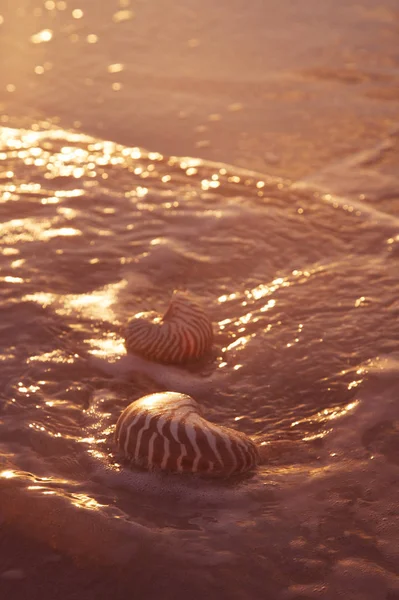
[124,292,213,364]
[115,392,259,476]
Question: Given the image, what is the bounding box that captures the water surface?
[0,2,398,599]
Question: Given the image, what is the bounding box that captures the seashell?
[115,392,259,476]
[124,292,213,364]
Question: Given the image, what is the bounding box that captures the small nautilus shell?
[115,392,259,476]
[124,292,213,364]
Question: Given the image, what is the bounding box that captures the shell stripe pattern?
[124,293,213,364]
[115,392,259,476]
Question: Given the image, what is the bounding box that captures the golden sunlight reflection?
[44,227,81,238]
[113,9,134,23]
[0,215,83,244]
[55,189,84,198]
[148,151,163,161]
[235,312,252,325]
[79,436,96,444]
[291,400,360,430]
[23,280,127,324]
[355,296,366,307]
[23,292,55,307]
[60,280,127,321]
[302,432,330,442]
[186,167,197,176]
[136,186,148,197]
[31,29,53,44]
[218,278,291,308]
[18,383,40,394]
[224,336,252,352]
[329,401,361,419]
[2,276,24,283]
[71,493,106,511]
[0,126,117,186]
[28,350,76,364]
[260,299,276,312]
[347,375,363,389]
[41,197,59,205]
[201,179,220,190]
[0,351,16,362]
[87,448,109,460]
[1,127,165,194]
[87,333,126,359]
[246,278,290,301]
[218,293,238,303]
[0,470,16,479]
[28,421,64,439]
[218,318,232,330]
[108,63,124,73]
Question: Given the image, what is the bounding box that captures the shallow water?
[1,124,398,598]
[1,1,399,599]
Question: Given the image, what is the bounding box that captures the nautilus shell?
[115,392,259,476]
[124,292,213,364]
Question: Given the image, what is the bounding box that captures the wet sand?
[0,0,398,178]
